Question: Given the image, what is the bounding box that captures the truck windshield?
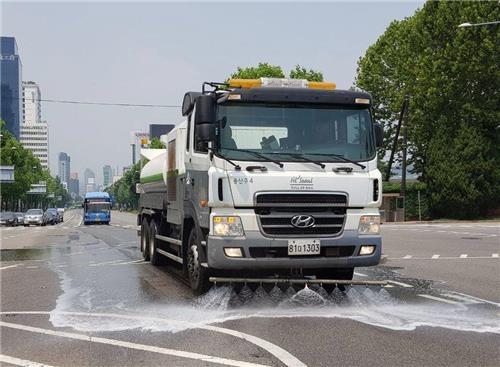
[216,103,376,162]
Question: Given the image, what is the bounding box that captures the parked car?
[44,209,57,225]
[46,208,61,224]
[24,208,46,226]
[57,208,65,222]
[0,212,17,226]
[14,212,25,225]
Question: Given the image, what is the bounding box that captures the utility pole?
[385,95,409,182]
[400,97,409,221]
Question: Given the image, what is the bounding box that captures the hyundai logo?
[290,215,315,228]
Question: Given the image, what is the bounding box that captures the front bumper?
[206,229,381,270]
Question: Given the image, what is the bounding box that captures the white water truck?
[138,78,386,294]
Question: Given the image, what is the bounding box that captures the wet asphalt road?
[1,210,499,367]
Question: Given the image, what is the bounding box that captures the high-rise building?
[58,152,71,186]
[103,165,112,188]
[0,37,22,139]
[68,172,79,198]
[84,168,95,193]
[20,81,49,169]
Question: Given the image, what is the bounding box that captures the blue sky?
[2,1,424,185]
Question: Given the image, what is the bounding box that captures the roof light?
[227,78,336,90]
[355,98,370,104]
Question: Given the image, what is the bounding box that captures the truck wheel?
[149,220,160,265]
[186,227,210,295]
[141,218,150,261]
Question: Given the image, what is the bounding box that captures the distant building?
[0,37,22,139]
[20,81,49,169]
[84,168,95,193]
[58,152,71,186]
[68,172,79,198]
[149,124,175,140]
[103,165,112,188]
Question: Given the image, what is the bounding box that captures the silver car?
[24,209,46,226]
[15,212,25,225]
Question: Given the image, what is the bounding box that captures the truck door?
[184,109,211,230]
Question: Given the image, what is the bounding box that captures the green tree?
[150,136,166,149]
[1,121,45,210]
[356,1,500,218]
[289,65,323,82]
[230,62,285,79]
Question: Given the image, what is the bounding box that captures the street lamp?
[458,21,500,28]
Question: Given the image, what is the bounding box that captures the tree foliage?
[289,65,323,82]
[230,62,285,79]
[0,120,69,210]
[356,1,500,218]
[230,63,323,81]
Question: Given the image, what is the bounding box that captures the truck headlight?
[213,216,244,237]
[358,215,380,235]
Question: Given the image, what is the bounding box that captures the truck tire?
[141,218,150,261]
[186,227,210,295]
[149,219,160,265]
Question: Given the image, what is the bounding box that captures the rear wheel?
[149,220,160,265]
[186,227,210,295]
[141,218,150,261]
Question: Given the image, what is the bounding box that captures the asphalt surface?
[1,210,499,367]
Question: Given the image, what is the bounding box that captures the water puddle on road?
[49,278,500,335]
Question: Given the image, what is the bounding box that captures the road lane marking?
[387,280,413,288]
[353,272,367,277]
[418,294,460,305]
[88,259,124,267]
[493,253,499,258]
[0,265,19,270]
[442,293,482,304]
[402,255,412,259]
[444,291,500,307]
[0,354,57,367]
[0,320,271,367]
[459,254,468,258]
[0,311,306,367]
[387,255,500,260]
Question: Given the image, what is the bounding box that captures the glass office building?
[1,37,22,139]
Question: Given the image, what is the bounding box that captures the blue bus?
[83,192,111,225]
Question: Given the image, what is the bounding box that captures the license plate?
[95,218,100,222]
[288,239,321,255]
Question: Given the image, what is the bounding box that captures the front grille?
[249,246,355,258]
[255,193,347,207]
[255,192,347,237]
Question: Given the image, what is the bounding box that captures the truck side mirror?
[374,123,383,147]
[194,95,216,125]
[195,123,216,142]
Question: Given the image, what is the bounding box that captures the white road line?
[431,254,440,259]
[387,256,500,260]
[418,294,460,305]
[353,271,368,277]
[88,259,124,267]
[0,311,306,367]
[0,321,271,367]
[387,280,413,288]
[493,253,499,258]
[110,260,147,266]
[0,354,57,367]
[402,255,412,259]
[444,291,500,307]
[0,264,19,270]
[25,266,39,269]
[441,293,482,304]
[459,254,468,258]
